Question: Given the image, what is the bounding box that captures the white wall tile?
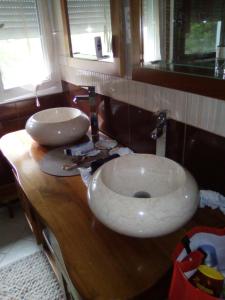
[109,79,129,103]
[60,62,225,137]
[145,84,162,112]
[127,80,144,106]
[215,100,225,137]
[186,93,225,137]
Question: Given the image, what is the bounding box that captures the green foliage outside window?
[185,22,217,55]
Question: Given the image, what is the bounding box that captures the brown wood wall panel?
[184,126,225,195]
[133,68,225,102]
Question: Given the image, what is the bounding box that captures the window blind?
[67,0,111,34]
[0,0,40,40]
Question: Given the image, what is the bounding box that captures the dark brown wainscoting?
[0,92,65,186]
[62,81,225,196]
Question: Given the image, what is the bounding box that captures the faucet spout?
[74,95,89,101]
[73,86,99,143]
[150,110,167,156]
[151,127,163,140]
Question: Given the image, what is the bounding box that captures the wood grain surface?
[1,130,225,300]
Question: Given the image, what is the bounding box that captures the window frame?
[0,0,62,105]
[130,0,225,102]
[60,0,125,77]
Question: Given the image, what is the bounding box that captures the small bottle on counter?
[189,264,224,297]
[215,45,225,78]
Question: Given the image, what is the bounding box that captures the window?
[61,0,124,76]
[142,0,162,63]
[66,0,112,60]
[141,0,225,68]
[0,0,61,104]
[130,0,225,101]
[173,0,223,66]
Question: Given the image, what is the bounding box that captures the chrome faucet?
[150,110,167,157]
[151,110,167,140]
[73,86,99,143]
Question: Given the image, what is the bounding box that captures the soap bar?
[64,141,94,156]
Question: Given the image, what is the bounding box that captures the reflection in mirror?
[142,0,225,79]
[66,0,112,60]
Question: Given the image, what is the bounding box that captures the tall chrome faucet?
[73,86,99,143]
[150,110,167,157]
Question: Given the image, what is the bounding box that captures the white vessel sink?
[26,107,90,146]
[88,154,199,238]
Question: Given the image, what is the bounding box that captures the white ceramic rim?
[96,154,187,199]
[31,107,82,124]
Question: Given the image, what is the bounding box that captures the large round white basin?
[88,154,199,238]
[25,107,90,146]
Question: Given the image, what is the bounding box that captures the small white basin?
[88,154,199,238]
[26,107,90,146]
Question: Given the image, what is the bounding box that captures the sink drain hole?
[133,191,151,198]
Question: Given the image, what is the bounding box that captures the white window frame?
[0,0,62,105]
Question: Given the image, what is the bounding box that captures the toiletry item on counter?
[79,146,134,186]
[95,139,118,150]
[62,162,79,171]
[200,190,225,214]
[62,154,102,171]
[64,141,94,156]
[109,147,134,156]
[62,155,86,171]
[90,154,120,174]
[189,265,224,297]
[39,146,80,177]
[85,149,101,157]
[95,36,103,59]
[78,154,120,186]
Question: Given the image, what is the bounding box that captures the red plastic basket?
[169,226,225,300]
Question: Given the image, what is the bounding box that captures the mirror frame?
[130,0,225,101]
[60,0,125,76]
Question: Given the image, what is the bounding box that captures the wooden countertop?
[1,130,225,300]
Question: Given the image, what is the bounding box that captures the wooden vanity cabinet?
[2,131,225,300]
[14,171,80,300]
[42,227,82,300]
[13,174,43,245]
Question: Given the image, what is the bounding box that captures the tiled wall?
[60,67,225,138]
[62,81,225,196]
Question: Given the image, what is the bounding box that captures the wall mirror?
[131,0,225,101]
[61,0,124,76]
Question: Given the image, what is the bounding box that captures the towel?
[200,190,225,214]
